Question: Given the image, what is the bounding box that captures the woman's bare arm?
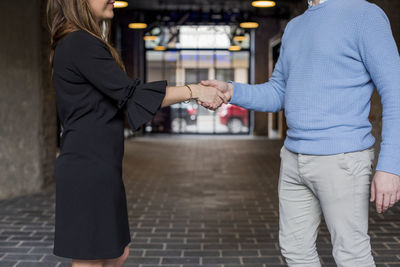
[161,84,228,110]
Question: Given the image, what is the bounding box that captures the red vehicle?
[219,104,249,133]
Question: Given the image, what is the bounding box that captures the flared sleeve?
[123,80,167,131]
[65,30,167,131]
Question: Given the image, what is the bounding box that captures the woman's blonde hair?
[46,0,125,71]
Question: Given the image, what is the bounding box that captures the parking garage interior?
[1,0,400,266]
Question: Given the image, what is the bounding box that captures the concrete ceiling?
[114,0,307,28]
[122,0,304,11]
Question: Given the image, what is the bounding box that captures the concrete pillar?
[0,0,57,199]
[117,14,146,81]
[252,17,281,136]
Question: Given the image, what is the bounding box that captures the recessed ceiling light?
[128,23,147,29]
[233,35,248,42]
[228,45,241,51]
[240,22,259,29]
[251,1,276,8]
[154,46,167,51]
[113,1,128,8]
[144,36,158,41]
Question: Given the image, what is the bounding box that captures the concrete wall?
[40,0,58,188]
[0,0,57,199]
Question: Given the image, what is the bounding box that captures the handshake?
[189,80,234,111]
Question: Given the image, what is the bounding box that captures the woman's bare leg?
[102,245,130,267]
[70,245,129,267]
[71,259,104,267]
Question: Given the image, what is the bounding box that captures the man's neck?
[312,0,320,6]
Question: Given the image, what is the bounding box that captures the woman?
[47,0,225,266]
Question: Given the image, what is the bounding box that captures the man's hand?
[190,84,227,111]
[370,171,400,213]
[198,80,234,109]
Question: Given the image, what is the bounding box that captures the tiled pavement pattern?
[0,137,400,267]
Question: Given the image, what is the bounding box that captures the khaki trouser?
[279,145,375,267]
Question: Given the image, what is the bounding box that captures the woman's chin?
[103,11,114,20]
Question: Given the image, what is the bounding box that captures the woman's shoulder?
[54,30,109,74]
[56,30,107,53]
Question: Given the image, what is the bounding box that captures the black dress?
[52,30,166,260]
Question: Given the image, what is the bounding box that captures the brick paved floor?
[0,137,399,267]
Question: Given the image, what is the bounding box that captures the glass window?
[145,26,250,135]
[185,69,208,84]
[215,69,234,81]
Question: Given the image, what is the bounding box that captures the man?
[201,0,400,266]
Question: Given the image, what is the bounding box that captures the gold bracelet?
[184,85,192,103]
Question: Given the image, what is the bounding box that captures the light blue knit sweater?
[230,0,400,176]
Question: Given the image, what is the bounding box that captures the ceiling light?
[228,45,241,51]
[240,22,259,29]
[144,35,158,41]
[128,23,148,29]
[154,46,167,51]
[233,35,248,42]
[113,1,128,8]
[251,1,276,8]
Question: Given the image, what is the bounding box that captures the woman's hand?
[189,84,228,111]
[201,80,234,102]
